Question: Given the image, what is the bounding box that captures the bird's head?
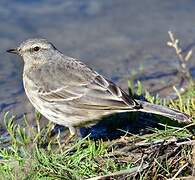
[7,38,57,63]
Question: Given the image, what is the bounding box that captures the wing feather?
[37,72,141,110]
[28,58,141,110]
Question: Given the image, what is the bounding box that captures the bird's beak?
[6,48,18,54]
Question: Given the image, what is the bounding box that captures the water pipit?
[7,39,192,141]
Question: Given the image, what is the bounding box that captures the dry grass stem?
[167,31,192,81]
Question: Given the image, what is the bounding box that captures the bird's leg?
[64,126,76,144]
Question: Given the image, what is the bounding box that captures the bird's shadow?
[79,111,187,140]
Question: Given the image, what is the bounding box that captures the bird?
[7,38,192,139]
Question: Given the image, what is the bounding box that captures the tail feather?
[136,100,192,123]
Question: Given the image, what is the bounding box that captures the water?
[0,0,195,123]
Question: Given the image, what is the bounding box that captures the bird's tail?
[136,100,192,123]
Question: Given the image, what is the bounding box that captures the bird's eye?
[33,46,40,52]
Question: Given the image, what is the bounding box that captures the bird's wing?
[30,59,140,110]
[75,75,141,110]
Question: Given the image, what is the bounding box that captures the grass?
[0,82,194,180]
